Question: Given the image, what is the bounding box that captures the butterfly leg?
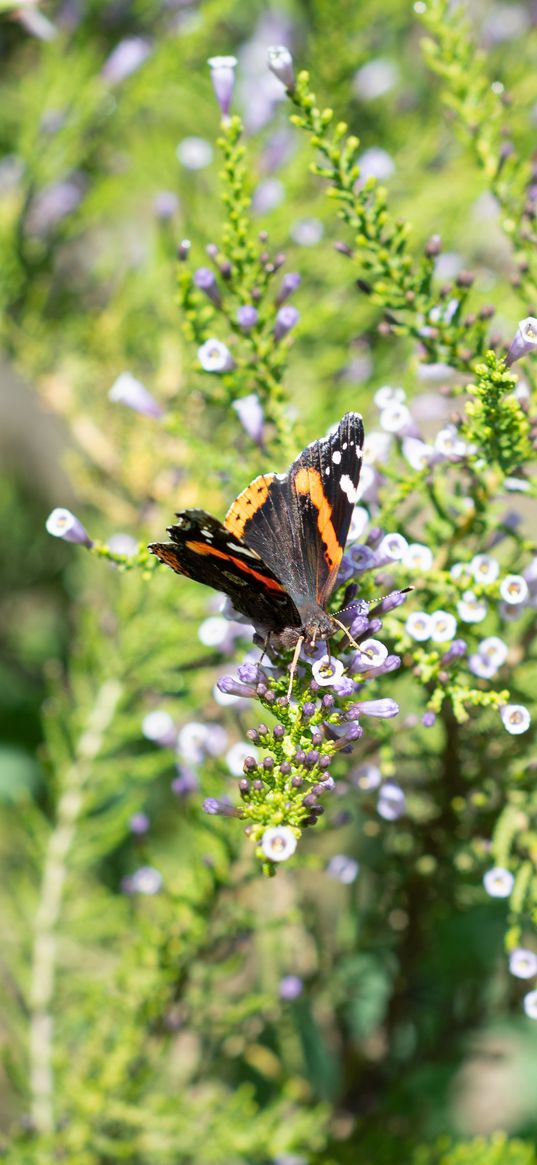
[287,635,304,698]
[331,615,361,651]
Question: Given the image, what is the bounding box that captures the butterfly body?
[149,412,364,655]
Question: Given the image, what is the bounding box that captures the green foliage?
[1,0,537,1161]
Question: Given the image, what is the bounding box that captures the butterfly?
[149,412,364,682]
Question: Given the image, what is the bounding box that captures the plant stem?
[29,679,122,1133]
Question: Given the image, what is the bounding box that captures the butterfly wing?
[224,412,364,609]
[149,509,301,632]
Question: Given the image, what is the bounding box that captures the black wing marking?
[149,509,301,633]
[224,413,364,609]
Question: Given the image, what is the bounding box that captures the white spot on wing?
[332,450,342,465]
[340,474,359,503]
[227,541,258,557]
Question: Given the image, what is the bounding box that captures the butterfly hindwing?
[224,412,364,610]
[149,510,301,632]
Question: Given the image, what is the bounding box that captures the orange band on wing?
[185,540,285,592]
[293,467,342,572]
[224,475,275,538]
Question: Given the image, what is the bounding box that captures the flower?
[351,762,382,790]
[27,178,85,235]
[468,653,498,679]
[207,55,237,118]
[378,532,408,561]
[124,865,162,895]
[142,710,176,746]
[290,217,324,246]
[509,948,537,980]
[194,267,221,306]
[374,385,406,409]
[197,338,234,372]
[279,975,304,1000]
[402,436,435,470]
[275,272,301,305]
[405,611,432,642]
[352,58,398,100]
[176,137,213,170]
[505,316,537,367]
[326,854,360,883]
[499,574,529,605]
[236,305,258,329]
[108,372,164,419]
[260,825,298,862]
[252,177,284,214]
[266,45,295,91]
[457,590,488,624]
[347,698,399,720]
[274,304,300,340]
[470,554,500,584]
[107,533,138,556]
[429,610,457,643]
[198,616,234,649]
[171,765,199,796]
[478,636,509,668]
[435,425,468,459]
[153,191,179,220]
[483,866,514,898]
[226,741,258,776]
[353,639,389,669]
[101,37,151,84]
[377,782,406,821]
[129,812,150,835]
[46,507,92,546]
[232,393,264,443]
[203,797,239,817]
[358,147,394,181]
[177,721,228,763]
[500,704,531,735]
[379,402,413,434]
[311,656,345,687]
[403,542,433,572]
[523,990,537,1020]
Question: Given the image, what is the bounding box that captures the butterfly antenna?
[287,636,304,699]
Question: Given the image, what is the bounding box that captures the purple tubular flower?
[266,45,295,92]
[194,266,222,306]
[348,545,378,572]
[202,797,240,817]
[101,37,152,84]
[279,974,304,1000]
[346,698,399,720]
[237,662,266,685]
[232,394,264,444]
[422,711,436,728]
[216,675,257,698]
[274,305,300,340]
[441,639,467,665]
[129,812,150,835]
[505,316,537,367]
[108,372,164,419]
[207,56,238,119]
[370,589,410,615]
[275,272,301,306]
[359,654,401,680]
[46,507,93,547]
[236,304,258,329]
[171,766,199,796]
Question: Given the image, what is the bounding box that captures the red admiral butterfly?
[149,412,364,679]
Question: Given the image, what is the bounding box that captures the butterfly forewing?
[224,412,364,609]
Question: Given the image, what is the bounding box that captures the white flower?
[483,867,514,898]
[402,436,434,470]
[352,58,398,100]
[358,147,394,181]
[509,948,537,980]
[377,781,406,821]
[435,425,468,459]
[260,825,298,862]
[429,610,457,643]
[403,542,433,572]
[379,402,412,433]
[498,600,525,623]
[46,507,91,545]
[450,562,469,581]
[108,371,163,418]
[290,217,324,246]
[500,704,531,735]
[362,429,392,465]
[176,136,213,170]
[499,574,529,605]
[523,989,537,1020]
[198,616,232,648]
[355,639,388,668]
[374,385,406,409]
[457,590,488,623]
[352,762,382,790]
[326,854,360,883]
[225,741,257,776]
[378,532,408,561]
[478,636,508,668]
[470,554,500,584]
[468,653,498,679]
[505,316,537,367]
[107,532,138,556]
[405,611,432,641]
[142,710,175,745]
[198,338,234,372]
[129,866,163,895]
[311,656,345,686]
